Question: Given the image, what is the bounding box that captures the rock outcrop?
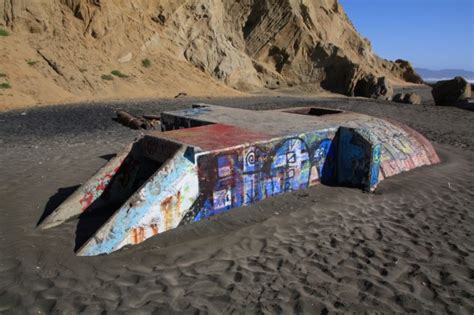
[432,77,472,106]
[392,60,423,84]
[0,0,423,109]
[353,75,393,100]
[393,93,422,105]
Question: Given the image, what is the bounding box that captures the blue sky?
[339,0,474,71]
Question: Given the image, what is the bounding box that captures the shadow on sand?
[36,185,81,227]
[74,201,122,251]
[37,153,122,251]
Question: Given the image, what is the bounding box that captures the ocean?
[423,78,474,83]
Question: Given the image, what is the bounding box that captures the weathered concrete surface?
[77,146,199,256]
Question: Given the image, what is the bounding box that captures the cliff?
[0,0,422,109]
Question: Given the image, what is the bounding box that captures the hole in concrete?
[283,107,344,116]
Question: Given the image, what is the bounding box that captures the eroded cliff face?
[0,0,421,109]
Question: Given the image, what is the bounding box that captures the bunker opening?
[320,127,378,191]
[283,107,344,116]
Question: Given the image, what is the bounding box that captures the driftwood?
[174,92,187,98]
[114,111,158,130]
[142,114,162,121]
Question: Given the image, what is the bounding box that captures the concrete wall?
[192,128,339,221]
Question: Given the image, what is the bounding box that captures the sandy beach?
[0,95,473,313]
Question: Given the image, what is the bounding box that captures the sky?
[339,0,474,71]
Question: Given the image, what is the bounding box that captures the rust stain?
[151,224,159,235]
[161,196,173,230]
[139,227,145,243]
[176,191,181,214]
[132,228,138,244]
[132,227,145,245]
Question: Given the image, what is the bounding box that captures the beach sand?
[0,96,473,313]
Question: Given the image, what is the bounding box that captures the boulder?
[431,76,471,105]
[405,93,422,105]
[394,59,423,84]
[393,93,405,103]
[354,75,393,100]
[118,52,133,63]
[375,77,394,100]
[393,93,421,105]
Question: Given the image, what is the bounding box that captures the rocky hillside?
[0,0,422,109]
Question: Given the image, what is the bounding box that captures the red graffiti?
[79,191,94,211]
[160,124,271,151]
[96,174,113,192]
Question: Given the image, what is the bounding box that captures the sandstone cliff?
[0,0,421,109]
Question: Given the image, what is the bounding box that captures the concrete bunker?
[38,104,440,256]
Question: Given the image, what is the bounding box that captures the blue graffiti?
[267,138,311,194]
[370,144,381,189]
[314,138,332,178]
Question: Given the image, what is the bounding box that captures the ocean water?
[423,78,474,83]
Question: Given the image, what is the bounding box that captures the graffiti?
[194,132,339,221]
[314,139,331,173]
[369,144,381,189]
[78,150,199,256]
[266,137,311,194]
[343,117,440,179]
[42,105,441,256]
[192,125,403,221]
[313,138,336,184]
[335,128,374,189]
[79,191,95,211]
[78,163,128,211]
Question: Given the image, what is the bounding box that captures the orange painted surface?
[132,227,145,245]
[161,196,174,230]
[151,224,159,236]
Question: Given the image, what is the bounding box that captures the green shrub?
[0,28,9,36]
[0,72,6,78]
[142,58,151,68]
[111,70,128,78]
[101,74,114,81]
[27,60,38,66]
[0,82,11,89]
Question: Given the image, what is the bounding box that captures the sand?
[0,95,473,313]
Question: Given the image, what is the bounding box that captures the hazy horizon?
[340,0,474,72]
